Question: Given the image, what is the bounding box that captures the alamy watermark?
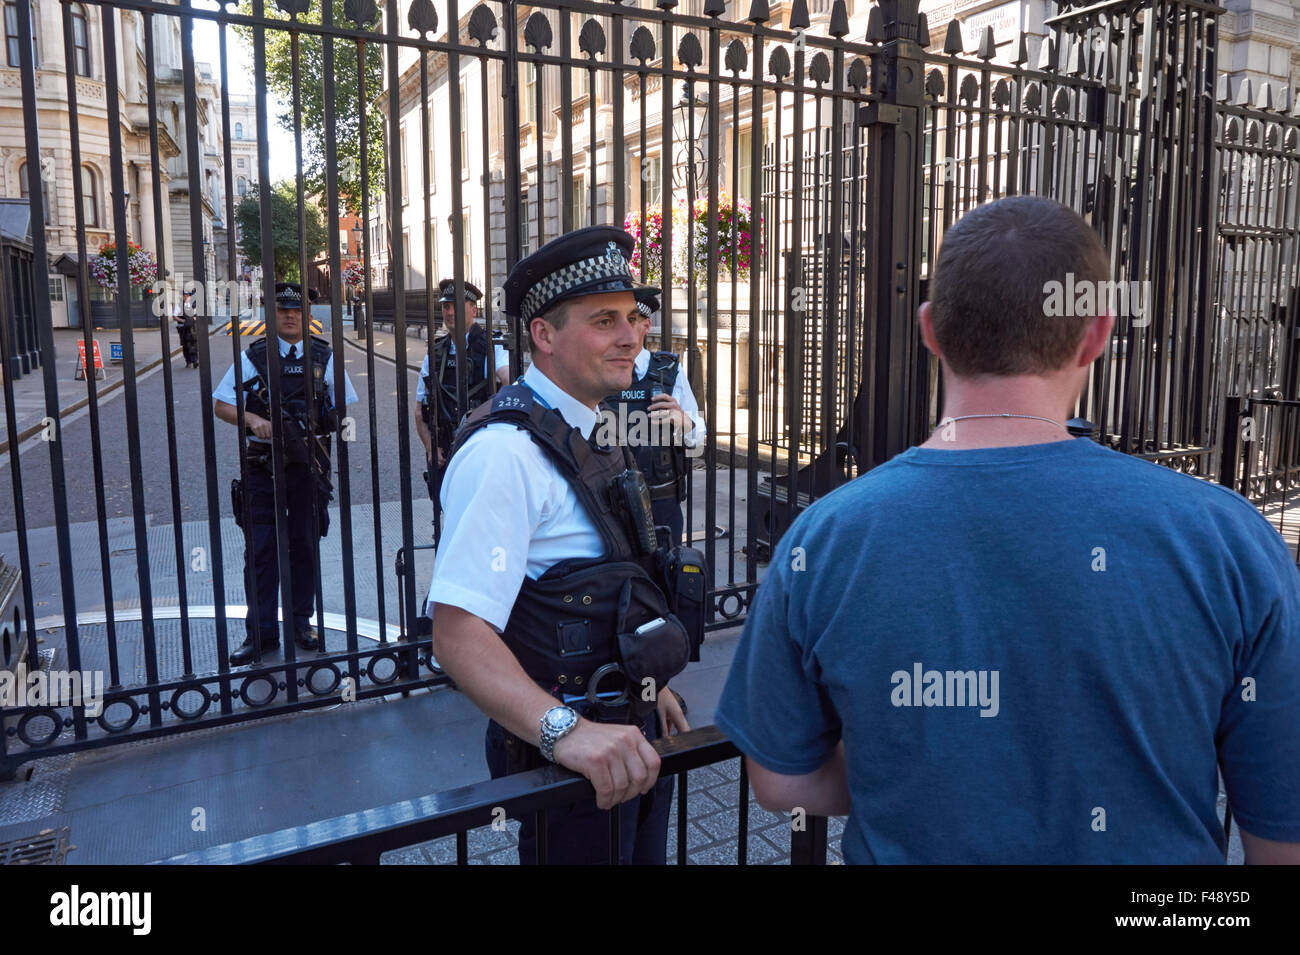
[150,273,264,320]
[890,662,1000,717]
[49,886,151,935]
[1043,273,1151,326]
[0,668,105,717]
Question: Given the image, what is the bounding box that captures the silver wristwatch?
[539,705,578,764]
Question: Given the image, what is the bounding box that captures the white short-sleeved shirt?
[633,347,706,447]
[425,363,605,631]
[212,336,359,444]
[415,333,510,404]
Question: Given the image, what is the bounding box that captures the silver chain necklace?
[942,413,1068,432]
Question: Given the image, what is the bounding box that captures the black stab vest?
[449,383,672,694]
[604,351,687,493]
[421,323,500,431]
[242,336,335,431]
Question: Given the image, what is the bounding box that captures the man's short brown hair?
[929,196,1112,376]
[526,299,570,352]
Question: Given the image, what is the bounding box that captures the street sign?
[110,341,123,363]
[74,340,107,381]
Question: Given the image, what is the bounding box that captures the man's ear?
[529,316,553,355]
[1076,311,1114,367]
[918,301,942,359]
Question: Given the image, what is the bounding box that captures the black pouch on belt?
[657,544,708,661]
[613,576,690,721]
[231,478,244,530]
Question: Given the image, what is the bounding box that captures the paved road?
[0,324,427,535]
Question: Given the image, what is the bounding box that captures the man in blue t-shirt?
[715,196,1300,864]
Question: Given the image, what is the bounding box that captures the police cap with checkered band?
[503,225,655,322]
[437,278,483,304]
[633,286,661,318]
[264,282,318,309]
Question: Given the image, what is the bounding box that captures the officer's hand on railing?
[551,718,661,810]
[246,414,273,440]
[436,447,446,468]
[657,687,690,737]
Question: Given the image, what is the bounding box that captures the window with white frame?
[400,123,409,205]
[641,154,662,207]
[571,174,586,229]
[81,165,99,227]
[459,81,470,180]
[70,3,91,76]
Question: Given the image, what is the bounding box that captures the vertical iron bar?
[560,9,573,232]
[59,1,119,692]
[323,0,360,678]
[149,8,194,677]
[385,0,417,648]
[103,4,161,724]
[502,0,523,277]
[676,770,688,865]
[611,3,625,229]
[248,0,296,668]
[746,14,763,586]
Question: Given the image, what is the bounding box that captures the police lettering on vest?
[605,351,688,501]
[242,336,337,465]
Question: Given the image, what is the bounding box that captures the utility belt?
[233,435,334,534]
[647,475,686,502]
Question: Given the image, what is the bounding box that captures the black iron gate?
[2,0,1294,774]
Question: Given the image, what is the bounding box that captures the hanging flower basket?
[342,260,366,289]
[90,240,158,291]
[625,193,759,287]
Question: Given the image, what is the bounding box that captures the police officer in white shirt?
[427,227,691,864]
[213,282,359,665]
[600,288,706,545]
[413,279,510,542]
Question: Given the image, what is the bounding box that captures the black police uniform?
[604,289,690,546]
[440,227,708,864]
[417,279,504,536]
[230,283,336,662]
[176,295,199,368]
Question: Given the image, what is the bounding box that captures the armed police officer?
[213,282,359,666]
[413,278,510,542]
[601,288,705,546]
[426,227,709,864]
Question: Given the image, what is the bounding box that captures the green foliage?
[235,181,329,280]
[233,1,386,208]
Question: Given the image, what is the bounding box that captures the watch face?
[546,707,572,731]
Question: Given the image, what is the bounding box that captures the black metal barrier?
[1221,395,1300,566]
[159,725,829,865]
[4,0,1298,777]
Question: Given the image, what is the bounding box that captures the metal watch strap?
[539,705,577,763]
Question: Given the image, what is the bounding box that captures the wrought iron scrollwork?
[578,18,606,58]
[467,4,498,46]
[344,0,379,29]
[678,32,702,70]
[768,45,790,81]
[629,25,656,64]
[524,11,552,51]
[725,38,747,75]
[407,0,438,37]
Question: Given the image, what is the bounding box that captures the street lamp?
[671,81,710,190]
[671,80,710,359]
